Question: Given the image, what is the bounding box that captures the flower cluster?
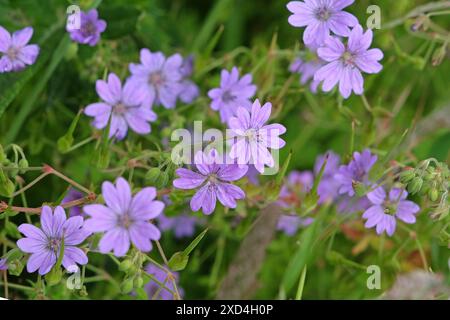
[0,26,39,73]
[276,171,314,235]
[277,149,421,237]
[287,0,383,98]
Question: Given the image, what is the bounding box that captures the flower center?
[6,47,19,60]
[113,103,127,115]
[207,173,220,185]
[81,21,97,36]
[118,213,133,229]
[244,128,261,142]
[47,237,61,253]
[342,51,356,67]
[149,72,164,87]
[222,90,236,103]
[315,7,331,21]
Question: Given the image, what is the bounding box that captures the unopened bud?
[407,177,423,194]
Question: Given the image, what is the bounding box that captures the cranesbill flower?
[0,258,7,270]
[277,215,314,236]
[67,9,106,46]
[314,151,341,203]
[145,264,182,300]
[179,55,199,104]
[334,149,377,197]
[62,188,84,217]
[363,187,420,236]
[157,213,199,239]
[314,25,383,99]
[208,67,257,123]
[229,99,286,173]
[85,73,157,140]
[278,171,313,209]
[287,0,358,46]
[289,49,325,93]
[17,206,89,275]
[173,149,248,215]
[129,49,183,109]
[0,26,39,73]
[84,178,164,257]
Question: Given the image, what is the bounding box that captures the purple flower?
[363,187,420,236]
[314,151,341,203]
[314,25,383,99]
[85,73,157,140]
[157,213,199,239]
[245,165,261,185]
[208,67,257,123]
[278,171,314,209]
[287,0,358,46]
[289,46,325,93]
[129,49,183,109]
[334,149,377,197]
[67,9,106,46]
[0,258,7,271]
[144,264,182,300]
[277,215,314,236]
[0,26,39,73]
[178,55,199,104]
[83,177,164,257]
[173,149,248,215]
[62,189,84,217]
[16,206,89,275]
[229,99,286,173]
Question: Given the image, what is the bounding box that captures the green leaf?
[4,34,72,144]
[183,228,208,256]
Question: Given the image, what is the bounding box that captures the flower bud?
[18,159,29,174]
[428,188,439,202]
[353,181,368,197]
[121,278,134,294]
[145,167,161,185]
[45,267,62,286]
[119,259,133,272]
[399,169,415,183]
[156,171,169,189]
[133,276,144,288]
[407,177,423,194]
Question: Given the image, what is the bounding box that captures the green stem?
[295,265,307,300]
